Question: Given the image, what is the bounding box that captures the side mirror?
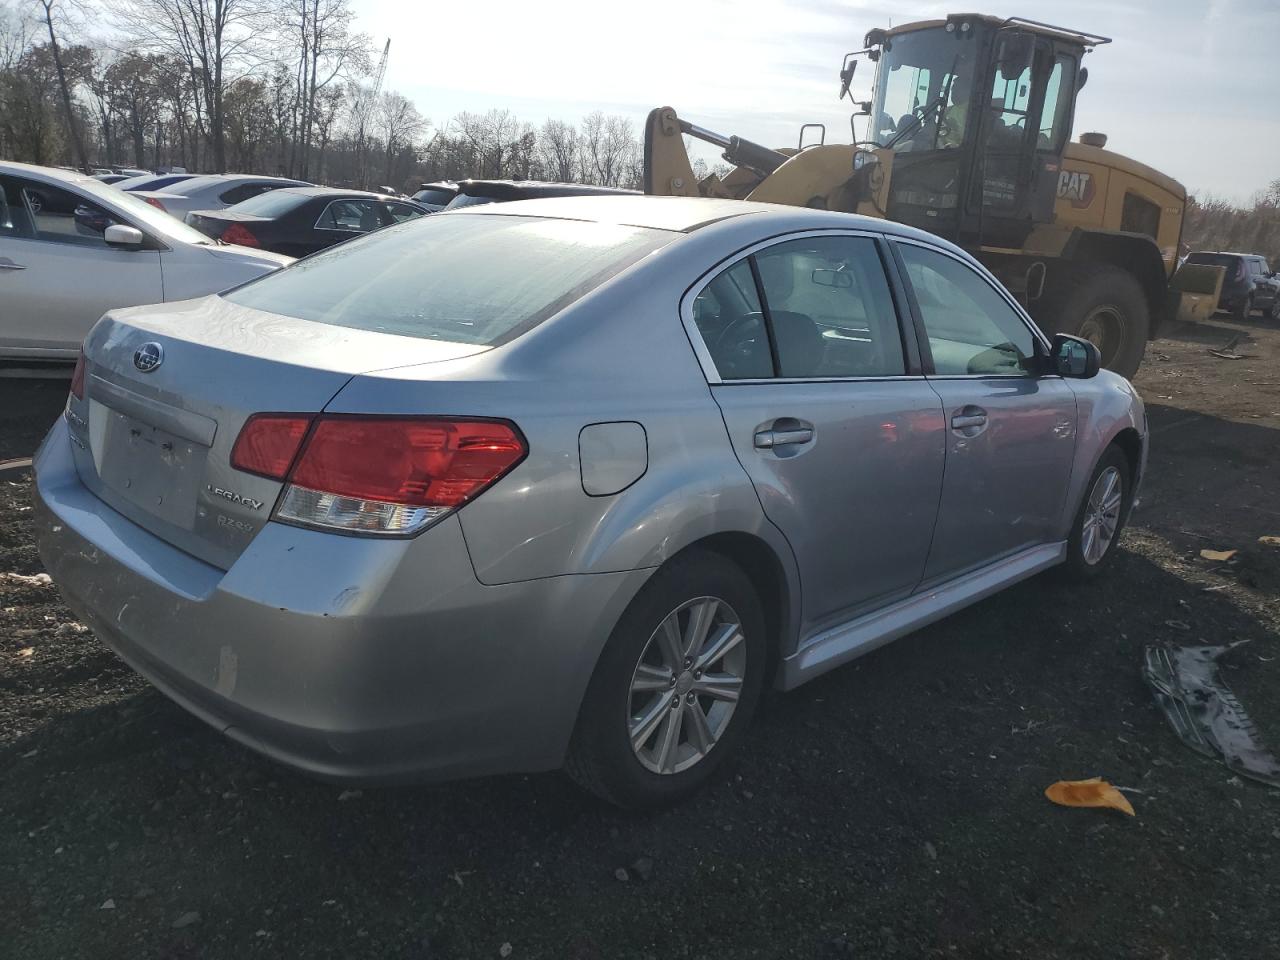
[1051,333,1101,379]
[104,224,145,249]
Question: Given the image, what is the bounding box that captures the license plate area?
[97,409,208,530]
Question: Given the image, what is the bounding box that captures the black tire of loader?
[1035,264,1150,380]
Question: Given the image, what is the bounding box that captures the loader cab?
[867,15,1101,248]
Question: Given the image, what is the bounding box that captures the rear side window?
[223,214,673,345]
[316,199,382,233]
[690,236,904,380]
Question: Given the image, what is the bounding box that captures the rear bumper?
[33,419,649,783]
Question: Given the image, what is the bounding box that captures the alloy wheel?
[628,596,746,775]
[1082,466,1123,565]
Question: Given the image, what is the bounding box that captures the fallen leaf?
[1200,549,1237,562]
[1045,777,1136,816]
[1259,536,1280,547]
[17,647,33,658]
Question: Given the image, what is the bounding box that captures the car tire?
[1035,264,1149,380]
[566,549,767,808]
[1061,445,1131,581]
[1234,294,1253,322]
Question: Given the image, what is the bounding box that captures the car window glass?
[0,179,33,237]
[223,214,673,346]
[754,236,905,378]
[384,202,425,223]
[317,199,381,232]
[691,260,771,380]
[220,182,278,205]
[898,243,1035,376]
[17,179,122,247]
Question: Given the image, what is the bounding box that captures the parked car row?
[0,162,289,361]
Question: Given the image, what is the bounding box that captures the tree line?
[0,0,671,192]
[1184,181,1280,269]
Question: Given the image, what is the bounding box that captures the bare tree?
[284,0,368,178]
[32,0,88,169]
[117,0,266,172]
[538,118,577,183]
[377,90,424,185]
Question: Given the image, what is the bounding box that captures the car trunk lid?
[73,296,488,569]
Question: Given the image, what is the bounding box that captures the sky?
[353,0,1277,203]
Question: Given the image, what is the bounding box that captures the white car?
[132,174,312,221]
[0,162,292,361]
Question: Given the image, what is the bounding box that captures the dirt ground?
[3,314,1280,960]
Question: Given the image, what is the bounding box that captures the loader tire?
[1035,264,1149,380]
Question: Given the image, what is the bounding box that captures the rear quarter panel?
[323,226,801,626]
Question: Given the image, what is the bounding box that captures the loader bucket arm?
[643,107,701,197]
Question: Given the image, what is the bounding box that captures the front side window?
[898,243,1036,376]
[223,214,673,346]
[691,236,905,381]
[12,178,121,247]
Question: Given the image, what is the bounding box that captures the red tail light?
[221,223,260,248]
[143,196,167,212]
[230,415,526,535]
[69,350,86,401]
[231,414,314,479]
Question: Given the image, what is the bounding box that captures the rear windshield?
[1186,253,1239,270]
[444,193,495,210]
[413,187,454,206]
[222,213,674,345]
[228,190,311,217]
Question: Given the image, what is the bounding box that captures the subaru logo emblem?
[133,342,164,373]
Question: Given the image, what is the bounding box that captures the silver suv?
[33,197,1147,807]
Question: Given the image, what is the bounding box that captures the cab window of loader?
[1037,55,1075,152]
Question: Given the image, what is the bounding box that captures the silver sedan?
[32,197,1147,807]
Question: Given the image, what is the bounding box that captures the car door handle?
[0,257,26,270]
[754,426,814,448]
[950,414,987,429]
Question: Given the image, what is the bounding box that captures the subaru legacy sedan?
[32,197,1146,807]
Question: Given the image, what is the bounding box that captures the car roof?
[454,179,640,201]
[272,186,410,201]
[446,195,968,249]
[0,159,104,188]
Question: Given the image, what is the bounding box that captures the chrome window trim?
[678,227,914,386]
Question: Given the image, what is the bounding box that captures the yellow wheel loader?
[643,14,1186,378]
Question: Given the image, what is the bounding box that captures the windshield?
[228,190,311,218]
[223,214,674,345]
[871,27,978,153]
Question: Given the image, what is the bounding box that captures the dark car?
[411,181,458,211]
[1184,251,1280,320]
[185,188,429,257]
[441,179,640,211]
